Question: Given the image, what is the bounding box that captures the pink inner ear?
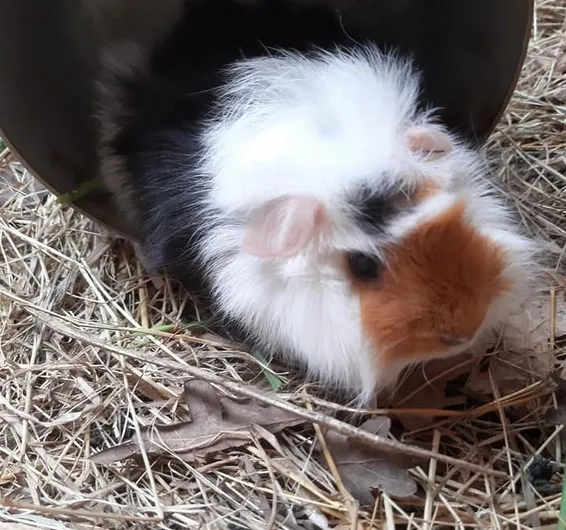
[405,126,453,160]
[242,196,327,258]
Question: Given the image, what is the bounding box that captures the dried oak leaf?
[468,292,562,397]
[383,353,475,431]
[499,292,566,356]
[92,380,306,465]
[323,416,422,505]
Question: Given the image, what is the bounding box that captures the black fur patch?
[120,128,214,293]
[347,184,410,236]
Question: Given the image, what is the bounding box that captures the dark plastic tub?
[0,0,533,240]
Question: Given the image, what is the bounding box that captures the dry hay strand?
[1,1,566,528]
[486,0,566,258]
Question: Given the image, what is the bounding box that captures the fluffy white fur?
[191,44,540,405]
[200,46,466,212]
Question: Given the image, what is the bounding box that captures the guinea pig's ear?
[405,125,453,160]
[242,196,327,258]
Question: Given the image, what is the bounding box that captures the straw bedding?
[1,0,566,528]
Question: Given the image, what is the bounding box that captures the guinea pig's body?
[96,0,539,405]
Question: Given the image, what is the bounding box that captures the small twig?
[490,366,521,529]
[422,429,441,530]
[308,401,360,529]
[308,402,353,503]
[382,494,396,530]
[252,437,279,530]
[123,372,164,522]
[550,286,557,351]
[0,498,162,523]
[137,262,150,330]
[7,295,507,477]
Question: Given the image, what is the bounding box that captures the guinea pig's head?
[236,136,538,396]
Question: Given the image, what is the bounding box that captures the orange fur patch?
[349,200,507,368]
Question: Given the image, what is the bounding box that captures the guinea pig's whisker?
[181,86,222,97]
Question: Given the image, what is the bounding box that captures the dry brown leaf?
[466,292,561,397]
[384,353,476,430]
[324,416,422,505]
[467,350,553,398]
[91,380,306,465]
[500,292,565,355]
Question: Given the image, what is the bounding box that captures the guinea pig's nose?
[440,335,470,347]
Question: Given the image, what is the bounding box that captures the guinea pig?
[94,0,540,405]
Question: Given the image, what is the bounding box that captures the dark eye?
[347,252,384,281]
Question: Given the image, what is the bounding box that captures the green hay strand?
[251,348,284,392]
